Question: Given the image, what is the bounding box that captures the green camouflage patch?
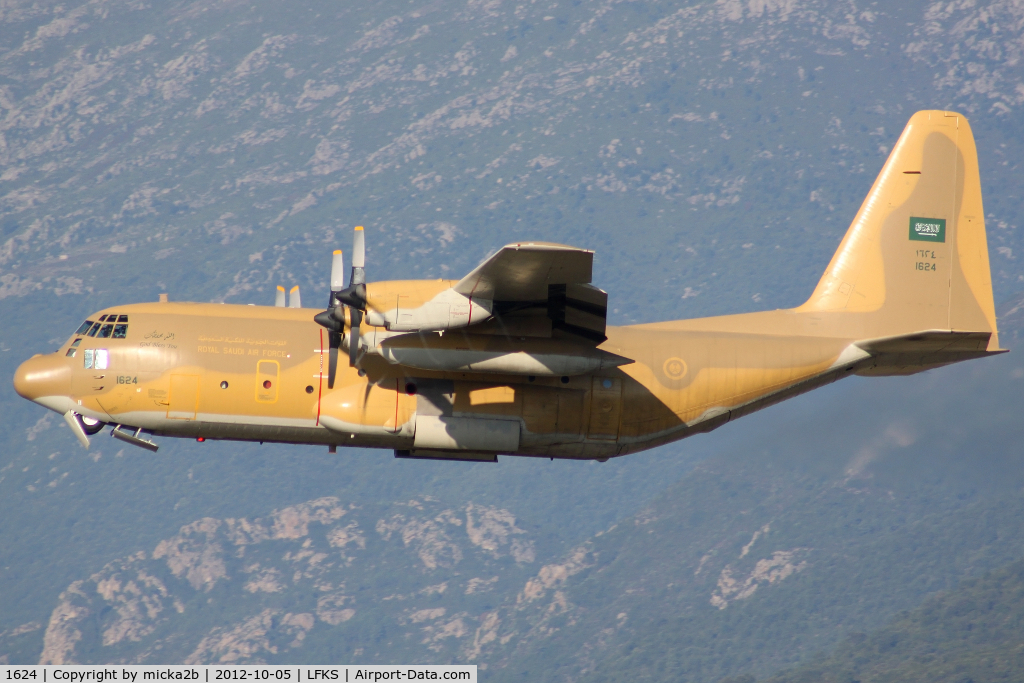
[909,217,946,242]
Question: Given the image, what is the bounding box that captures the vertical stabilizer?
[798,111,1000,350]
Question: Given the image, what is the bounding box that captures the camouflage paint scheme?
[13,111,1004,461]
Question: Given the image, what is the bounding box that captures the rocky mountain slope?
[37,497,545,664]
[1,0,1021,319]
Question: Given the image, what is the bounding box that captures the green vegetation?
[766,559,1024,683]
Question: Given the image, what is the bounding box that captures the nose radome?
[13,353,72,404]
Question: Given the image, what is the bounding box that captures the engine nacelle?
[362,281,493,332]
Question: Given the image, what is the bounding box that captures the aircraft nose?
[13,353,71,403]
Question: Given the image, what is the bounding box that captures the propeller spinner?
[314,227,368,388]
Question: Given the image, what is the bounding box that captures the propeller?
[337,226,367,368]
[313,227,369,388]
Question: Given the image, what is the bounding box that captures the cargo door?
[256,360,280,403]
[587,376,621,439]
[167,374,199,420]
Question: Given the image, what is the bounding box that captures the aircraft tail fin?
[798,110,1001,351]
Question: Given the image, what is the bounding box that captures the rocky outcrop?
[39,498,541,664]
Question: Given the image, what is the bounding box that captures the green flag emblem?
[909,217,946,242]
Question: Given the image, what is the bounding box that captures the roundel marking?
[663,357,688,380]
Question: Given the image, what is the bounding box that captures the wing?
[455,242,608,343]
[454,242,593,301]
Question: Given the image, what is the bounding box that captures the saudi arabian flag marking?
[909,217,946,242]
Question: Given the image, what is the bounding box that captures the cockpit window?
[79,317,128,339]
[84,348,109,370]
[65,338,82,357]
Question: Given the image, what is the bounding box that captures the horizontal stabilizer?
[855,330,1006,376]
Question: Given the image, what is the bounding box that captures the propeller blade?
[349,308,363,367]
[289,285,301,309]
[330,250,345,291]
[333,227,368,311]
[329,249,345,308]
[327,331,340,389]
[352,226,365,279]
[275,285,286,307]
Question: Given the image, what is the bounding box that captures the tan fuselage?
[18,300,894,460]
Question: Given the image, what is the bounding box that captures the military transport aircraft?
[13,111,1005,462]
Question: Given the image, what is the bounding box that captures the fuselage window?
[98,324,114,338]
[84,349,94,369]
[112,324,128,339]
[87,322,100,337]
[117,315,128,323]
[76,321,94,335]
